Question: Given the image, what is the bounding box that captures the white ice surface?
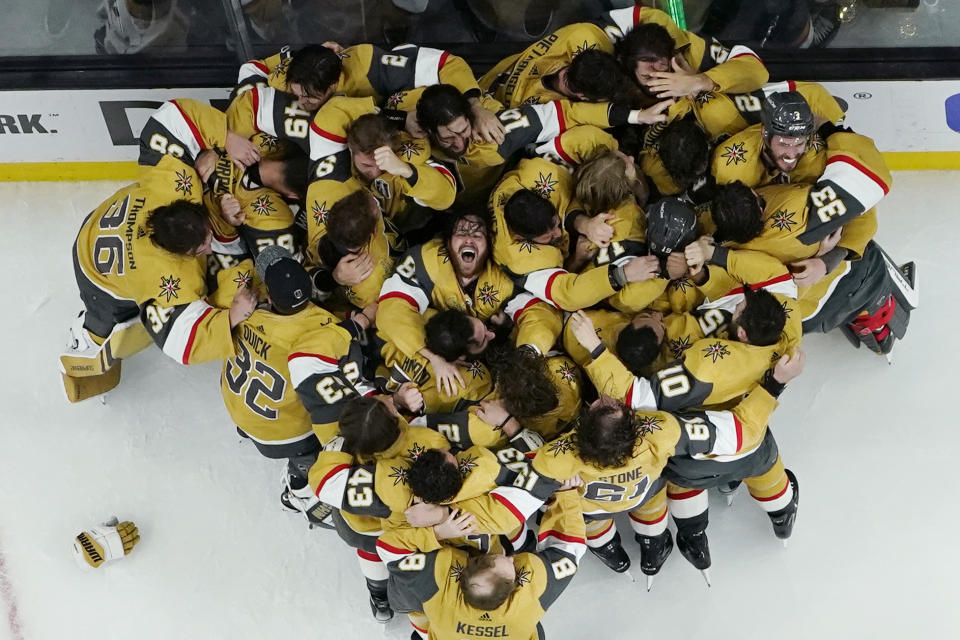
[0,173,957,640]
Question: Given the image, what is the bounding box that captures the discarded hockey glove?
[73,518,140,568]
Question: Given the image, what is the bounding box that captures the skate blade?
[700,568,711,587]
[646,574,654,592]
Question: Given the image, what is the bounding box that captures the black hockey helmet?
[645,197,699,258]
[761,91,815,140]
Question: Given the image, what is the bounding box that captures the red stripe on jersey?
[552,101,567,133]
[543,270,563,306]
[629,510,666,524]
[309,122,347,143]
[181,306,213,364]
[735,414,743,452]
[212,231,237,243]
[251,87,261,133]
[634,5,642,25]
[827,154,890,194]
[376,539,414,555]
[411,622,428,633]
[356,549,379,562]
[537,529,585,545]
[730,51,763,63]
[587,519,614,539]
[288,352,338,365]
[524,451,537,459]
[787,80,796,92]
[432,163,456,187]
[378,290,419,308]
[625,384,634,408]
[438,50,450,69]
[491,493,525,524]
[171,100,206,151]
[512,296,540,320]
[667,488,704,500]
[754,479,791,501]
[314,463,349,495]
[553,136,574,166]
[250,60,269,74]
[723,272,793,296]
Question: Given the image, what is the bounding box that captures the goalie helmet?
[761,91,815,140]
[645,197,699,258]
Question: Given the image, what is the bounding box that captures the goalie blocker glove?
[73,517,140,568]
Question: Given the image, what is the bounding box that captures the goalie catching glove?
[73,517,140,568]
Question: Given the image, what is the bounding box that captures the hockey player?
[378,207,561,396]
[376,479,584,640]
[60,99,260,402]
[530,361,796,580]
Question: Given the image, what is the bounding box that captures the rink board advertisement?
[0,81,958,180]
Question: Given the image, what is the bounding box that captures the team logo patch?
[694,91,715,106]
[477,283,500,306]
[457,454,478,476]
[273,57,290,80]
[312,200,329,225]
[672,278,693,293]
[407,443,427,461]
[397,140,422,160]
[547,435,575,456]
[388,465,409,486]
[532,172,558,198]
[780,300,792,318]
[769,209,797,231]
[809,134,825,152]
[463,360,486,380]
[373,178,391,200]
[232,270,252,288]
[668,335,692,360]
[174,169,193,196]
[251,195,276,217]
[515,566,532,586]
[720,141,748,166]
[519,241,538,254]
[524,96,542,105]
[257,134,280,152]
[703,340,731,362]
[555,361,577,385]
[385,91,407,109]
[636,414,664,438]
[158,274,181,302]
[574,40,597,56]
[450,561,465,582]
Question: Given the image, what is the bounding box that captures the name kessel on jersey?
[456,621,509,637]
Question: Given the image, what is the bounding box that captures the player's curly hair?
[326,190,378,251]
[147,200,209,255]
[441,201,492,247]
[407,449,463,504]
[416,84,474,139]
[658,117,712,190]
[460,555,517,611]
[485,342,559,419]
[573,401,639,468]
[738,286,787,347]
[711,181,765,244]
[616,324,661,375]
[503,189,557,240]
[286,45,342,99]
[338,396,400,459]
[615,22,676,70]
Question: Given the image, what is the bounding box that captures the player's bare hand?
[790,257,827,287]
[623,255,660,283]
[405,500,447,527]
[583,213,616,248]
[321,41,344,55]
[394,381,425,414]
[225,130,260,168]
[569,310,602,352]
[229,284,259,328]
[374,145,414,178]
[558,473,584,491]
[684,235,715,275]
[352,302,378,330]
[773,348,806,384]
[477,398,518,436]
[628,98,675,125]
[195,149,218,183]
[434,509,477,540]
[470,100,506,144]
[405,110,427,138]
[333,252,373,286]
[816,228,842,257]
[647,56,714,98]
[664,252,688,280]
[428,355,464,397]
[219,194,245,226]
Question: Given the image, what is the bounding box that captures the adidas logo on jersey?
[479,613,491,621]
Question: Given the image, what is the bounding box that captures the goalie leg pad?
[61,363,122,404]
[59,315,151,377]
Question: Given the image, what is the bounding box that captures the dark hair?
[738,286,787,347]
[278,151,309,201]
[347,113,399,154]
[147,200,209,255]
[712,181,764,244]
[460,555,516,610]
[573,401,638,468]
[416,84,474,138]
[425,310,474,362]
[615,23,676,70]
[326,190,378,251]
[407,449,463,503]
[616,325,661,375]
[659,117,711,189]
[566,50,625,102]
[441,200,492,245]
[338,396,400,459]
[286,45,342,98]
[503,189,556,240]
[485,343,559,418]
